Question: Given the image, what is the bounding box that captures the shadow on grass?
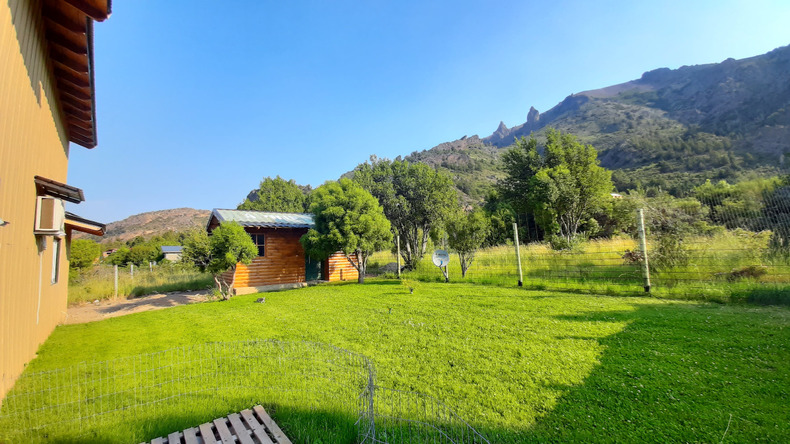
[469,302,790,443]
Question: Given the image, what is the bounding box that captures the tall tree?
[446,209,491,277]
[207,222,257,299]
[237,176,308,212]
[354,159,457,269]
[181,228,212,272]
[499,129,613,245]
[69,239,101,270]
[301,178,392,283]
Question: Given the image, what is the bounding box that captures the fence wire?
[0,340,489,444]
[369,188,790,304]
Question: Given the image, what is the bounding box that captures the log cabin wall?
[326,252,359,282]
[232,228,308,287]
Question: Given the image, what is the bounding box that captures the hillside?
[75,208,210,244]
[401,44,790,198]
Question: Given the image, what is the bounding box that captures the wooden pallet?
[144,405,292,444]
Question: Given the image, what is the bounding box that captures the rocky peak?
[527,106,540,125]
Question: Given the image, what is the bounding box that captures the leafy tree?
[105,247,130,266]
[127,245,160,266]
[446,209,491,277]
[207,222,257,299]
[69,239,101,270]
[301,178,392,283]
[499,129,613,247]
[353,159,457,269]
[237,176,308,212]
[181,229,212,272]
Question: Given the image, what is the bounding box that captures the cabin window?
[251,234,265,256]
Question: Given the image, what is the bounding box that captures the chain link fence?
[0,340,489,443]
[369,190,790,304]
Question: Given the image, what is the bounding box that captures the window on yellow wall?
[51,238,61,284]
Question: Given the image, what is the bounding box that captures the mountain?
[401,44,790,198]
[75,208,211,244]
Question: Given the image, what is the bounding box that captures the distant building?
[161,246,183,262]
[206,209,358,294]
[610,193,623,199]
[0,0,111,398]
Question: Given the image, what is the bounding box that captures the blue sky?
[67,0,790,223]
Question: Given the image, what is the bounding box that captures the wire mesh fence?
[0,340,489,444]
[369,188,790,304]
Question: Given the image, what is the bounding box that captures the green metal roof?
[210,209,314,229]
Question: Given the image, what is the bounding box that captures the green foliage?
[69,239,101,270]
[237,176,308,212]
[301,178,392,283]
[181,229,212,272]
[105,247,130,266]
[446,209,491,277]
[207,222,257,299]
[127,245,160,266]
[499,129,613,247]
[353,158,458,270]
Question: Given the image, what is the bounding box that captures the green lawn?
[7,280,790,443]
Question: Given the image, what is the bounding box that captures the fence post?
[114,265,118,298]
[149,261,153,272]
[513,222,523,287]
[637,208,651,293]
[130,263,134,279]
[396,234,401,279]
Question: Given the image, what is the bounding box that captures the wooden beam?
[60,95,91,112]
[50,49,89,73]
[61,102,93,120]
[68,118,93,132]
[63,0,110,21]
[55,67,90,88]
[69,125,93,138]
[70,134,95,147]
[58,81,91,101]
[42,4,87,34]
[46,28,88,55]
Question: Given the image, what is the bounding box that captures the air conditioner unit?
[34,196,65,236]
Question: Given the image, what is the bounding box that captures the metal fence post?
[114,265,118,298]
[396,234,401,279]
[130,264,134,279]
[514,223,523,287]
[637,208,651,293]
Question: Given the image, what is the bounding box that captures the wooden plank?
[167,431,182,444]
[240,409,275,444]
[198,422,216,444]
[227,413,256,444]
[213,418,236,444]
[183,427,199,444]
[253,406,292,444]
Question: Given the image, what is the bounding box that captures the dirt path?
[64,290,212,325]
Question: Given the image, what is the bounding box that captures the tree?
[69,239,101,270]
[181,229,212,272]
[353,159,457,269]
[127,245,160,266]
[237,176,308,212]
[499,129,613,247]
[446,209,491,277]
[105,247,130,265]
[301,178,392,283]
[207,222,257,299]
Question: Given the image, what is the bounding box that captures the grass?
[3,280,789,442]
[68,264,213,304]
[369,232,790,305]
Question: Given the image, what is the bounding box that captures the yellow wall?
[1,0,72,397]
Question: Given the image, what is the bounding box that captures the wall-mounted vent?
[34,196,65,235]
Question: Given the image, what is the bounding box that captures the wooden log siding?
[231,228,308,288]
[326,252,359,282]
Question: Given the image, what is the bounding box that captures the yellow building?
[1,0,110,398]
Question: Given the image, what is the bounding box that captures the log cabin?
[206,209,358,294]
[1,0,111,399]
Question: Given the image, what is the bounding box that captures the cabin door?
[305,255,322,281]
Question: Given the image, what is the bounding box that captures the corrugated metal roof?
[211,209,315,229]
[161,246,183,253]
